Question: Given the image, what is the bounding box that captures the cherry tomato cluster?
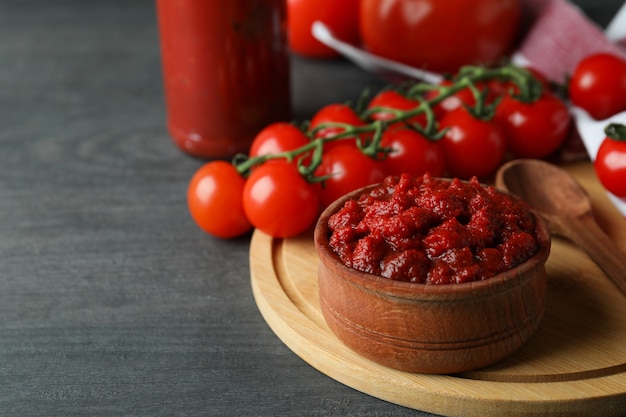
[569,52,626,199]
[188,63,577,239]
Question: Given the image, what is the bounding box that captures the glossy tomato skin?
[424,79,497,118]
[367,90,426,127]
[570,53,626,120]
[288,0,360,58]
[187,161,252,239]
[438,107,507,179]
[243,160,319,238]
[495,92,571,159]
[594,133,626,198]
[248,122,311,168]
[314,143,387,208]
[379,127,445,177]
[249,122,309,157]
[309,103,365,136]
[309,103,368,150]
[360,0,521,73]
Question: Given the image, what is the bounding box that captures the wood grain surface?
[251,162,626,417]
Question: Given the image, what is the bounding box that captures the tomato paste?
[327,174,539,284]
[157,0,291,159]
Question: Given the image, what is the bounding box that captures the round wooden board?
[250,162,626,417]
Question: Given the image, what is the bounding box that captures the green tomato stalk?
[605,123,626,141]
[233,62,545,180]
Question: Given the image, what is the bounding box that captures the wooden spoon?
[495,159,626,296]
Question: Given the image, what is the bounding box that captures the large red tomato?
[360,0,521,73]
[288,0,360,58]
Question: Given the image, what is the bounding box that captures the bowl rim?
[314,178,552,300]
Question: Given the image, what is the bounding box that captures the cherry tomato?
[379,128,445,178]
[438,107,506,179]
[187,161,252,239]
[287,0,360,58]
[366,90,426,128]
[249,122,309,157]
[314,143,387,208]
[594,124,626,198]
[249,122,311,167]
[424,79,495,119]
[243,160,319,238]
[495,92,571,159]
[309,103,367,150]
[360,0,521,73]
[426,80,474,117]
[569,53,626,120]
[490,66,551,97]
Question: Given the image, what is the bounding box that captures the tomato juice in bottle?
[157,0,292,159]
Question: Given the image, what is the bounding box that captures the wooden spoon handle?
[564,214,626,296]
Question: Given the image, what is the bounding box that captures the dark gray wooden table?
[0,1,623,416]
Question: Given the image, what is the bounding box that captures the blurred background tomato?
[288,0,522,72]
[287,0,361,58]
[360,0,521,73]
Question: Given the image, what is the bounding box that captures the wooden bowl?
[314,181,551,374]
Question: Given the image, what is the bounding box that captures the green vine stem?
[233,62,545,180]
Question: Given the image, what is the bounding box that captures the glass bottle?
[157,0,292,159]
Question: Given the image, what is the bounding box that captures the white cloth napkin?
[516,0,626,82]
[514,0,626,215]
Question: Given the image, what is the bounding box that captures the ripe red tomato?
[379,128,445,177]
[249,122,311,167]
[187,161,252,239]
[594,124,626,198]
[243,160,319,238]
[495,92,571,159]
[309,103,367,150]
[438,107,507,179]
[569,53,626,120]
[314,143,387,208]
[287,0,360,58]
[423,79,499,120]
[360,0,521,73]
[249,122,309,157]
[366,90,425,128]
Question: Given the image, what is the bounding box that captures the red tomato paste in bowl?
[327,173,539,284]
